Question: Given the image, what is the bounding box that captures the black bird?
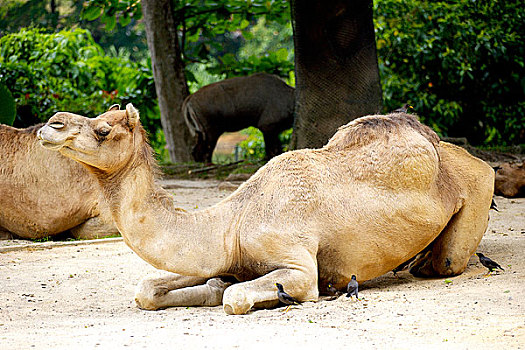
[490,198,499,212]
[327,282,339,296]
[346,275,359,299]
[393,104,414,113]
[275,283,300,312]
[476,253,504,274]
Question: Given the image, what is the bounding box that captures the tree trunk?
[141,0,193,162]
[290,0,383,149]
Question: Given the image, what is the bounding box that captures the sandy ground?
[1,180,524,349]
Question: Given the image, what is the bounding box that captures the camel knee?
[222,285,254,315]
[432,256,468,276]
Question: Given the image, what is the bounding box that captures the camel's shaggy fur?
[0,123,118,239]
[38,104,494,314]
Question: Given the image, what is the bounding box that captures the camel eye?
[96,128,111,137]
[49,122,64,129]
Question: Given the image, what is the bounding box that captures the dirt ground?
[1,179,524,349]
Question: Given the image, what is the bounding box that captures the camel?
[494,162,524,198]
[0,122,118,240]
[37,104,494,315]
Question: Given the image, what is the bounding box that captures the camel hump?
[326,113,441,190]
[326,113,439,151]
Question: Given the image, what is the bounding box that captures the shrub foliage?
[375,0,524,145]
[0,28,161,148]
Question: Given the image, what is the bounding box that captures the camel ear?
[125,103,140,128]
[108,104,120,111]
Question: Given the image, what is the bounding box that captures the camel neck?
[97,158,234,277]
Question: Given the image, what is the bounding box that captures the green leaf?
[83,6,102,21]
[103,15,117,31]
[0,84,16,126]
[185,69,197,84]
[275,47,288,61]
[119,15,132,28]
[240,19,250,30]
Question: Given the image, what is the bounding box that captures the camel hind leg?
[0,226,14,240]
[70,215,119,239]
[411,191,493,277]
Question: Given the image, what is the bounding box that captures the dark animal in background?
[183,73,295,162]
[476,253,504,274]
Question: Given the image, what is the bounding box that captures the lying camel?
[494,162,524,198]
[0,123,118,239]
[183,73,294,162]
[38,104,494,314]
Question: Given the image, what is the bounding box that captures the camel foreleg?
[134,274,232,310]
[222,254,318,315]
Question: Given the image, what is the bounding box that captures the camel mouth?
[39,140,64,150]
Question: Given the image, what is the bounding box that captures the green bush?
[375,0,525,145]
[204,18,295,81]
[238,127,266,161]
[0,83,16,125]
[0,28,162,151]
[236,127,293,161]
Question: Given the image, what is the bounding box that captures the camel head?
[38,104,142,173]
